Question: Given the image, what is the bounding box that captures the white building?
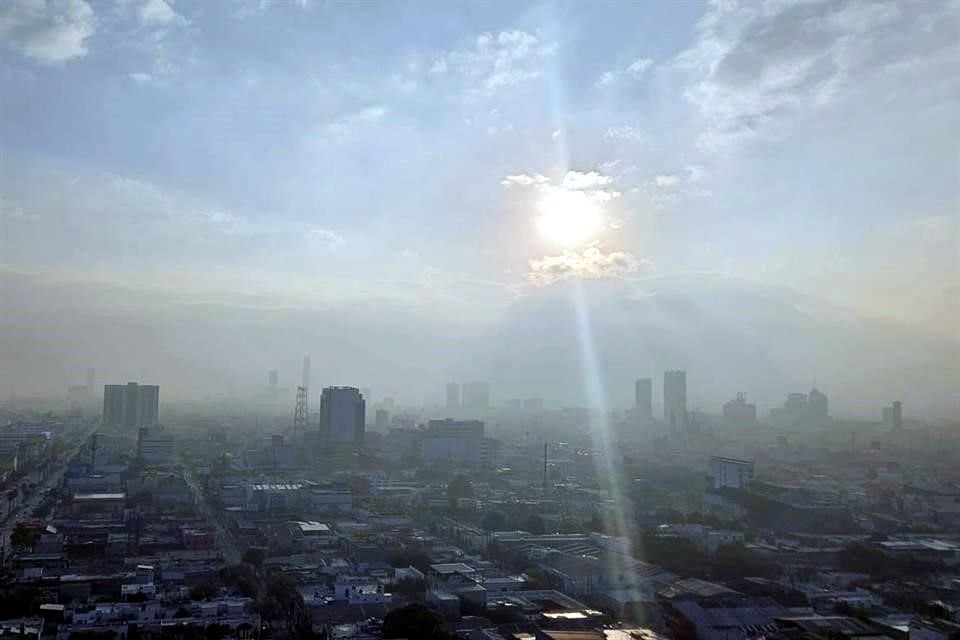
[292,521,336,548]
[420,419,487,467]
[707,456,754,490]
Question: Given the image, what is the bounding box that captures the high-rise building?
[882,401,903,429]
[86,368,96,394]
[103,385,125,426]
[138,385,160,427]
[770,388,830,427]
[770,393,805,426]
[523,398,544,412]
[319,386,365,450]
[785,393,807,412]
[268,370,279,389]
[663,370,687,430]
[722,392,757,426]
[375,409,390,430]
[421,419,490,467]
[461,382,490,413]
[67,386,88,414]
[634,378,652,420]
[102,382,159,428]
[807,388,829,424]
[445,383,461,411]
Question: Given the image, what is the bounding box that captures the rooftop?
[710,456,754,466]
[296,521,332,534]
[250,483,304,491]
[430,562,476,575]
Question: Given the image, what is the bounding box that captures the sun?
[535,189,603,246]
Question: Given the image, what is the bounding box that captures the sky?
[1,0,958,417]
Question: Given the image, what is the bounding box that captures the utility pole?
[542,442,548,495]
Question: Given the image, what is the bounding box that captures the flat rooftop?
[430,562,476,575]
[73,492,126,501]
[250,483,303,491]
[296,521,332,534]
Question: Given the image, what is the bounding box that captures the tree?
[558,516,581,533]
[220,563,258,598]
[205,623,230,640]
[447,475,474,508]
[386,578,426,595]
[383,603,453,640]
[0,589,41,619]
[69,632,118,640]
[258,572,311,637]
[525,514,546,535]
[241,548,265,570]
[524,567,550,589]
[710,542,777,580]
[481,510,508,532]
[5,489,17,514]
[10,524,34,551]
[388,549,433,573]
[190,583,219,601]
[922,600,953,621]
[587,512,608,533]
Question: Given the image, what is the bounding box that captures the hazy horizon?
[1,0,958,420]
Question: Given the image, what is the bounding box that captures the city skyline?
[0,3,957,638]
[0,1,957,419]
[80,366,916,429]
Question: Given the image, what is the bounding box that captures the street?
[0,423,98,559]
[181,461,241,564]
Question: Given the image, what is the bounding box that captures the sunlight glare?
[536,190,603,246]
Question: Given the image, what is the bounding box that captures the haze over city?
[2,0,957,418]
[1,3,960,640]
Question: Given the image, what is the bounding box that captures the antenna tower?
[294,386,308,434]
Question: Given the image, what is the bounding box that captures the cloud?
[528,246,649,286]
[0,197,38,221]
[636,167,711,208]
[430,29,556,92]
[130,72,153,84]
[0,0,95,64]
[562,171,612,191]
[194,210,236,226]
[501,170,621,206]
[677,0,959,154]
[501,173,549,188]
[595,71,617,88]
[307,227,345,249]
[595,56,653,87]
[325,106,387,138]
[603,125,644,142]
[139,0,186,26]
[654,175,681,189]
[627,57,653,76]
